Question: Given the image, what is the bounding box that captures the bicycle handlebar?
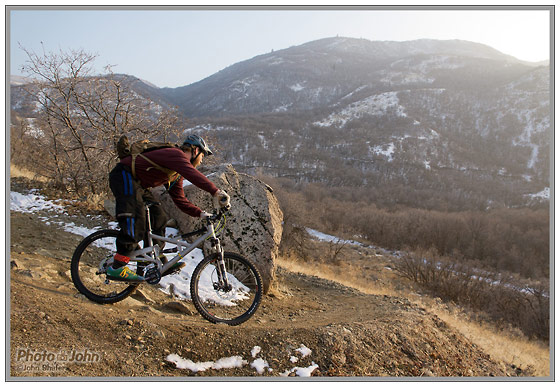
[209,207,229,221]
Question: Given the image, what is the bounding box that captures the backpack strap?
[131,153,180,183]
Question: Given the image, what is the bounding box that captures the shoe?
[106,266,145,282]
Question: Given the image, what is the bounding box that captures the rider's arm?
[167,177,205,217]
[147,148,219,196]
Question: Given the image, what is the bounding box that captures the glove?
[200,211,212,219]
[213,189,231,210]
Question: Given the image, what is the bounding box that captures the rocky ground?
[8,178,529,379]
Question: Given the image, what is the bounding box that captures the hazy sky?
[8,7,552,88]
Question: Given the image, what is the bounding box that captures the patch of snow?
[381,71,435,85]
[166,355,214,372]
[257,133,268,149]
[511,106,549,170]
[340,85,368,101]
[314,91,406,127]
[369,142,395,162]
[526,187,550,201]
[24,118,44,138]
[295,362,319,377]
[305,227,376,249]
[166,354,247,373]
[273,104,291,112]
[290,83,305,92]
[281,362,319,377]
[527,144,539,169]
[159,247,253,307]
[157,248,203,295]
[306,228,344,244]
[229,76,258,94]
[250,358,269,374]
[295,344,312,358]
[10,191,65,213]
[213,356,247,370]
[251,346,261,358]
[62,222,101,237]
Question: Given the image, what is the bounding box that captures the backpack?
[116,135,179,182]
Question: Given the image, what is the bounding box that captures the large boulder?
[153,164,283,293]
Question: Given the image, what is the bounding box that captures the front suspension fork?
[212,237,231,291]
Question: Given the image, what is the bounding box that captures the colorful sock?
[112,253,130,269]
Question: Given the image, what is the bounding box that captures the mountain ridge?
[9,36,550,211]
[154,37,546,118]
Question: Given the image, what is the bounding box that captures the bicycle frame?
[126,205,225,279]
[71,201,261,324]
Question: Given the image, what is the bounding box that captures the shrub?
[394,248,549,341]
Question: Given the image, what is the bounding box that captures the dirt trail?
[9,188,526,378]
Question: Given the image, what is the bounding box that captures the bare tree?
[326,238,349,264]
[18,45,183,196]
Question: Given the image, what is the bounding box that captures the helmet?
[182,134,213,156]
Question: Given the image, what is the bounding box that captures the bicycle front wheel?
[190,252,262,325]
[70,229,138,304]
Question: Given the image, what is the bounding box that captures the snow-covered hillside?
[10,37,550,211]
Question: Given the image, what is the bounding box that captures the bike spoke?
[191,252,262,325]
[71,230,137,303]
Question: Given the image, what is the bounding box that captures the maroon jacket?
[120,147,218,217]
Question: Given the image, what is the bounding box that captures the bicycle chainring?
[144,266,162,285]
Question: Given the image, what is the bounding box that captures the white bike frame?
[128,205,222,274]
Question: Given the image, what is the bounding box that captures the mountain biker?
[107,134,230,282]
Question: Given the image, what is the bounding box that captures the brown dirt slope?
[9,193,526,378]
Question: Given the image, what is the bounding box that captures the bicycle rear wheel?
[190,252,262,325]
[70,229,138,304]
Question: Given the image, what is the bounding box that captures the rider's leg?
[142,190,168,251]
[108,164,146,271]
[142,193,185,275]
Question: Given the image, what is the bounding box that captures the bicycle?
[70,201,263,326]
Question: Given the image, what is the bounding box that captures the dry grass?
[10,164,49,182]
[276,256,399,297]
[277,255,550,377]
[426,305,550,376]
